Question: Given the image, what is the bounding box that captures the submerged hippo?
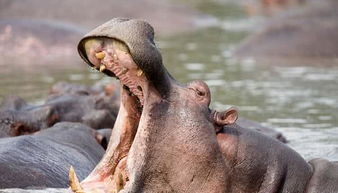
[234,0,338,65]
[0,122,107,188]
[0,19,86,68]
[71,18,338,193]
[0,82,119,138]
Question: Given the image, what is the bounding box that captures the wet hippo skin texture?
[0,122,105,188]
[236,117,287,143]
[306,159,338,193]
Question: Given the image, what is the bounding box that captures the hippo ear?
[215,107,238,126]
[94,131,108,150]
[10,122,34,136]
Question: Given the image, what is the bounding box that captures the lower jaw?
[82,157,129,192]
[74,88,143,192]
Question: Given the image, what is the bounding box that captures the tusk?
[99,64,106,72]
[115,172,124,192]
[95,52,105,59]
[137,69,143,77]
[69,166,85,193]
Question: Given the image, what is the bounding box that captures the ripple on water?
[69,74,84,81]
[267,118,307,124]
[304,73,337,81]
[184,63,205,71]
[275,127,338,161]
[277,66,307,78]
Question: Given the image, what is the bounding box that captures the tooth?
[69,166,84,193]
[95,52,105,59]
[116,172,124,192]
[137,69,143,77]
[121,67,128,75]
[99,64,106,72]
[107,62,113,68]
[113,54,118,60]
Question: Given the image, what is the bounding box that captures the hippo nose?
[187,80,211,106]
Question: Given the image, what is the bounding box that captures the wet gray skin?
[0,122,105,188]
[73,18,335,193]
[0,82,119,138]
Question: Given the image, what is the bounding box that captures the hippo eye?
[196,89,205,97]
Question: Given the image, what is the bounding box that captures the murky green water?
[1,1,338,161]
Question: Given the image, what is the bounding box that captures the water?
[1,1,338,161]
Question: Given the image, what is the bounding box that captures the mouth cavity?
[70,48,147,193]
[99,50,145,107]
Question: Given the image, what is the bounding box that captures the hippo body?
[306,159,338,193]
[0,19,85,68]
[0,122,105,188]
[218,123,338,193]
[0,96,55,138]
[0,0,198,36]
[234,0,338,65]
[218,123,313,192]
[237,117,287,143]
[69,18,338,193]
[0,82,119,138]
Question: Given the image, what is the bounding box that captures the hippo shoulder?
[306,158,338,193]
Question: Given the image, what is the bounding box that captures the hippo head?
[74,18,238,193]
[0,96,59,138]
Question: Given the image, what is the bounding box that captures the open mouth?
[70,43,149,193]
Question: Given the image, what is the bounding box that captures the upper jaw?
[73,40,172,193]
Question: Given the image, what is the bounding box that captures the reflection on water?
[1,2,338,161]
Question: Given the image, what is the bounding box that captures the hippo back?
[306,158,338,193]
[0,122,104,188]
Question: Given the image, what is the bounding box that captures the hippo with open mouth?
[73,18,338,193]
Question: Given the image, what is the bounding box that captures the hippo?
[234,0,338,65]
[68,18,338,193]
[237,117,287,143]
[0,19,86,68]
[0,82,119,138]
[73,18,338,193]
[0,122,108,188]
[96,128,113,150]
[0,0,199,36]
